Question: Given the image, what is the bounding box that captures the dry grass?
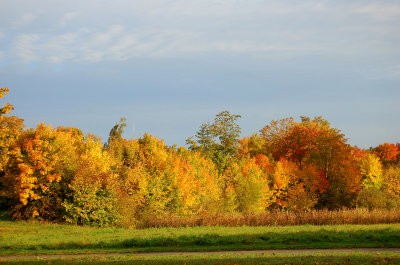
[138,208,400,228]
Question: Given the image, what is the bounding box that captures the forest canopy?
[1,88,399,227]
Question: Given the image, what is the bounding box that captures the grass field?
[2,252,400,265]
[1,218,400,256]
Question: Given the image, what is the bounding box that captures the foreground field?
[2,251,400,265]
[1,219,400,256]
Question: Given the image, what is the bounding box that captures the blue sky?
[0,0,399,148]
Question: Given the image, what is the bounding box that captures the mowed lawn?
[1,218,400,256]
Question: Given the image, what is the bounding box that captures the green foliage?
[187,110,241,172]
[222,157,271,213]
[354,187,399,209]
[63,169,119,227]
[106,117,127,147]
[63,135,119,227]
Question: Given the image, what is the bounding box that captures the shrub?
[353,187,399,209]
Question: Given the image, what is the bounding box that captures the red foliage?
[374,143,399,162]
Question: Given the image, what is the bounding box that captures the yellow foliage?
[359,153,383,189]
[0,116,24,172]
[0,88,14,115]
[382,166,400,197]
[222,157,271,213]
[273,159,296,190]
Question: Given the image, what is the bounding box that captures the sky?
[0,0,399,148]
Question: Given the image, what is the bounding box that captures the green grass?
[1,219,400,255]
[2,252,400,265]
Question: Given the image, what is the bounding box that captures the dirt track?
[1,248,400,260]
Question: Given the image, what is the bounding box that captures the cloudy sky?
[0,0,399,147]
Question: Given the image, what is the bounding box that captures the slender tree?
[106,117,127,147]
[187,111,241,172]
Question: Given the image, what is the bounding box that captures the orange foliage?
[352,146,367,159]
[253,154,271,172]
[271,158,329,211]
[374,143,399,163]
[0,116,24,172]
[1,124,66,219]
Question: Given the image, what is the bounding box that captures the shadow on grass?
[3,228,400,253]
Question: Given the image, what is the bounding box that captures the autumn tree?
[0,88,25,209]
[0,117,24,173]
[397,143,400,162]
[1,124,66,219]
[0,87,24,173]
[382,166,400,198]
[354,151,399,209]
[270,158,328,211]
[0,88,22,171]
[172,148,221,215]
[222,157,271,213]
[370,165,400,209]
[63,134,119,227]
[238,133,266,158]
[373,143,399,164]
[1,118,122,225]
[358,153,383,189]
[137,134,220,216]
[260,116,361,208]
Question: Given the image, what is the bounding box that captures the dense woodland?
[1,88,400,227]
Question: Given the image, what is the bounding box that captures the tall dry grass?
[138,208,400,228]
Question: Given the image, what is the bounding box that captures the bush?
[353,187,399,209]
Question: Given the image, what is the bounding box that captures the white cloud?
[59,12,79,25]
[42,32,79,63]
[355,3,400,20]
[2,23,385,64]
[14,13,36,27]
[0,32,4,39]
[2,1,400,65]
[89,25,124,46]
[12,34,39,62]
[136,1,329,19]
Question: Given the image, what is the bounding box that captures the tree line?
[1,88,399,227]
